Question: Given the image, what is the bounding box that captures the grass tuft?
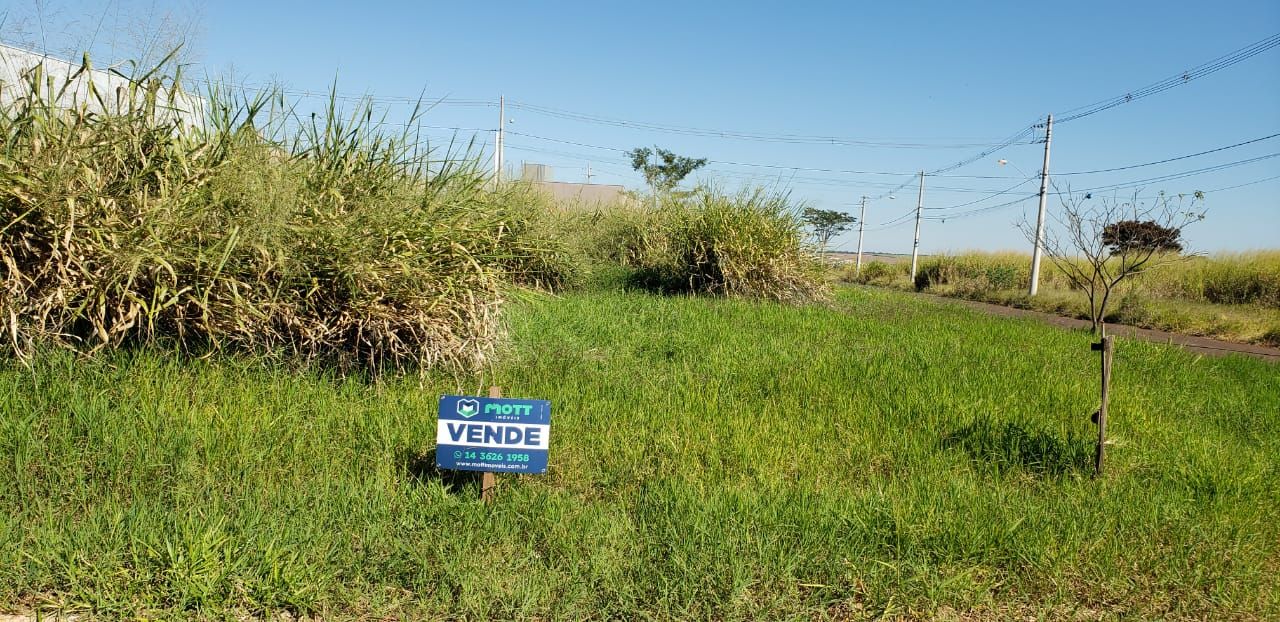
[605,187,829,303]
[0,56,571,373]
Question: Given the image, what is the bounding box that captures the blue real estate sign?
[435,395,551,474]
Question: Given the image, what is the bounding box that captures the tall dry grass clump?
[906,251,1280,309]
[912,252,1074,292]
[1132,251,1280,308]
[615,188,828,304]
[0,57,569,372]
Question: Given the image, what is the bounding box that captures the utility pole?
[855,195,868,274]
[1029,113,1053,296]
[494,95,505,182]
[910,171,925,282]
[586,162,594,184]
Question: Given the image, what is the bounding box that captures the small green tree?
[628,146,707,194]
[801,207,856,249]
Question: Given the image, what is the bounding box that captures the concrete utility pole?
[1029,114,1053,296]
[494,95,505,182]
[910,171,925,282]
[585,162,594,184]
[855,195,868,274]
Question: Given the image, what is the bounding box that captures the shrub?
[0,57,567,373]
[1260,327,1280,347]
[581,202,668,269]
[609,188,828,304]
[484,183,586,291]
[1187,253,1280,308]
[843,260,906,287]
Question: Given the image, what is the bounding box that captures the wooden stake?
[1093,336,1114,476]
[482,386,501,502]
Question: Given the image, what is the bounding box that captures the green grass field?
[2,287,1277,620]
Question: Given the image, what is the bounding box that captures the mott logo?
[450,397,538,420]
[483,402,535,416]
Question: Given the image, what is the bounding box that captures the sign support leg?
[482,385,501,502]
[1092,336,1113,477]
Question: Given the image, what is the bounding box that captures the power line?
[925,176,1040,211]
[928,154,1280,220]
[867,123,1042,201]
[700,168,1028,192]
[1060,152,1280,195]
[925,194,1039,221]
[901,153,1280,223]
[869,205,922,229]
[928,124,1042,176]
[1093,174,1280,202]
[505,99,1028,149]
[1055,32,1280,124]
[910,169,1280,224]
[1056,133,1280,176]
[504,141,1027,193]
[1200,173,1280,193]
[706,160,1020,180]
[505,131,1030,182]
[868,33,1280,200]
[2,40,499,108]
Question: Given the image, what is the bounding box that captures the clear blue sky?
[8,1,1279,253]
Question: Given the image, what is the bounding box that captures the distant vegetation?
[626,145,707,194]
[801,206,857,249]
[842,251,1280,345]
[0,58,825,373]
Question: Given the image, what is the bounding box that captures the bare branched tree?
[1020,187,1205,334]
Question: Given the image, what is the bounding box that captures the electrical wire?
[503,141,1028,194]
[1055,32,1280,124]
[505,99,1028,149]
[925,166,1280,223]
[1056,133,1280,176]
[925,176,1040,211]
[505,131,1029,179]
[924,194,1039,221]
[865,34,1280,198]
[1059,152,1280,195]
[1200,173,1280,193]
[921,154,1279,221]
[868,205,923,229]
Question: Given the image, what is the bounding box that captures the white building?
[521,162,632,208]
[0,42,203,127]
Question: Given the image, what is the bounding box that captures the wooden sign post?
[482,385,500,503]
[1091,335,1114,476]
